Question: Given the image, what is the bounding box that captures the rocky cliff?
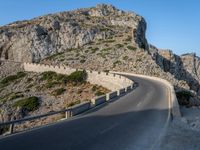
[150,46,200,94]
[0,4,200,106]
[0,4,148,63]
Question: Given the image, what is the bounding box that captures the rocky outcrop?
[150,46,200,97]
[0,4,199,107]
[0,4,148,63]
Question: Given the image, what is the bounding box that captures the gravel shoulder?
[159,107,200,150]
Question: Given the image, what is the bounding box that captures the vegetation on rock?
[66,100,81,107]
[52,88,66,96]
[176,91,193,106]
[0,72,26,87]
[13,96,39,111]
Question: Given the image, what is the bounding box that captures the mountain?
[0,4,200,106]
[0,4,148,62]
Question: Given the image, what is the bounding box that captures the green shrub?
[127,45,137,51]
[59,58,65,62]
[27,83,34,89]
[46,52,64,60]
[101,48,111,52]
[0,92,18,103]
[92,85,98,92]
[136,58,142,62]
[113,60,122,68]
[105,39,115,43]
[52,88,66,96]
[41,71,68,84]
[103,70,110,73]
[115,44,124,48]
[125,36,132,42]
[66,100,81,107]
[100,28,108,32]
[67,70,87,83]
[55,74,68,82]
[0,126,9,135]
[123,56,129,60]
[85,50,89,53]
[0,75,17,85]
[45,81,59,89]
[17,72,27,78]
[41,71,57,81]
[9,93,24,101]
[13,96,39,111]
[26,78,33,82]
[95,91,105,96]
[176,91,193,106]
[97,53,108,58]
[80,59,86,63]
[0,71,26,86]
[91,47,99,53]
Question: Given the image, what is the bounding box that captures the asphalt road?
[0,75,170,150]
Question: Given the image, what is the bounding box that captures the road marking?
[99,123,119,134]
[136,101,142,107]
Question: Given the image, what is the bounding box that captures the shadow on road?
[0,108,169,150]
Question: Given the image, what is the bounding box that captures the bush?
[123,56,129,60]
[92,85,98,92]
[176,91,193,106]
[55,74,68,83]
[80,59,86,63]
[113,60,122,68]
[9,93,24,101]
[67,70,87,83]
[66,100,81,107]
[127,45,137,51]
[52,88,66,96]
[0,71,27,86]
[41,71,68,85]
[115,44,124,48]
[91,47,99,53]
[0,126,9,135]
[105,39,115,43]
[0,92,21,103]
[125,36,132,42]
[101,48,111,52]
[41,71,57,81]
[13,96,39,111]
[103,70,110,73]
[16,72,27,78]
[45,81,59,89]
[46,52,64,60]
[95,91,105,96]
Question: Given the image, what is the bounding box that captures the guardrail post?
[9,123,14,134]
[65,110,72,119]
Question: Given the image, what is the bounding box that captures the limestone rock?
[0,4,148,62]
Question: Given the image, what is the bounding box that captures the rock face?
[0,4,148,62]
[150,46,200,96]
[0,4,199,106]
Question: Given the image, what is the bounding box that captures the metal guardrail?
[0,86,134,135]
[0,108,72,134]
[0,70,134,135]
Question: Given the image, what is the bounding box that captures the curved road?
[0,75,170,150]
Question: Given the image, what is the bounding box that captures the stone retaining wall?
[23,63,133,91]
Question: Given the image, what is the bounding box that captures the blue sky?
[0,0,199,56]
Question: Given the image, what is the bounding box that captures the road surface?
[0,75,170,150]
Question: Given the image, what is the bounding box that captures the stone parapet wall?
[23,63,133,91]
